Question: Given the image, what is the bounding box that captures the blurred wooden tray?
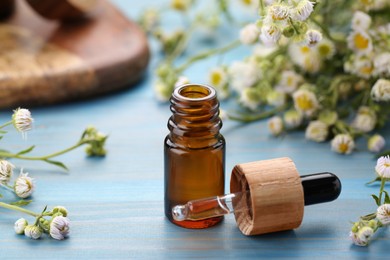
[0,0,149,108]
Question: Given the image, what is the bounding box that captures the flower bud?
[39,218,51,233]
[14,171,35,199]
[0,160,14,184]
[12,108,33,137]
[14,218,28,235]
[52,206,69,217]
[282,26,295,38]
[367,134,385,153]
[50,216,70,240]
[24,225,42,240]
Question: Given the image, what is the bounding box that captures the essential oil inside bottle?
[164,84,225,229]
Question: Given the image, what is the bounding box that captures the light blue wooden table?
[1,1,389,259]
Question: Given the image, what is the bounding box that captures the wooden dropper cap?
[230,157,305,235]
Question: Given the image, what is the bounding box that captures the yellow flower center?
[338,143,349,153]
[359,66,373,75]
[296,95,313,111]
[211,72,222,86]
[354,33,369,50]
[171,0,188,11]
[300,46,311,54]
[286,76,294,87]
[318,44,331,57]
[241,0,252,6]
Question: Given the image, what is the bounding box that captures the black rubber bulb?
[300,172,341,206]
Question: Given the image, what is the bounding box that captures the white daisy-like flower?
[266,91,285,107]
[291,0,314,21]
[14,218,28,235]
[351,106,377,133]
[355,226,374,246]
[352,11,372,31]
[292,89,319,117]
[377,204,390,226]
[238,0,259,9]
[331,134,355,154]
[228,61,260,92]
[239,88,261,111]
[373,53,390,77]
[174,76,190,88]
[239,23,260,45]
[305,30,323,47]
[260,23,282,43]
[347,30,373,55]
[14,170,35,199]
[305,120,328,142]
[275,70,303,94]
[283,109,302,129]
[367,134,386,153]
[50,216,70,240]
[352,56,374,79]
[209,67,227,88]
[268,4,290,21]
[12,108,33,138]
[268,116,284,136]
[154,81,172,102]
[371,79,390,102]
[288,44,321,73]
[375,155,390,178]
[24,225,42,240]
[316,39,335,59]
[0,160,14,184]
[350,231,366,247]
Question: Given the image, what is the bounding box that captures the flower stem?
[378,177,386,204]
[0,140,87,161]
[176,40,241,73]
[0,121,12,130]
[228,104,288,123]
[310,17,344,44]
[0,201,39,217]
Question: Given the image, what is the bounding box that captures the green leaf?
[0,130,7,134]
[372,194,381,206]
[43,159,68,171]
[366,177,381,185]
[384,191,390,204]
[16,145,35,155]
[0,193,3,198]
[10,199,32,207]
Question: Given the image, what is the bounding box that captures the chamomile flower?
[0,160,14,184]
[289,44,321,73]
[228,61,260,92]
[353,56,374,79]
[371,79,390,102]
[375,155,390,178]
[14,218,28,235]
[316,39,335,59]
[304,30,322,47]
[24,225,42,240]
[352,11,372,31]
[377,204,390,226]
[239,88,262,111]
[208,67,229,99]
[12,108,33,138]
[291,0,314,22]
[283,109,302,129]
[14,170,35,199]
[331,134,355,154]
[305,120,328,142]
[347,30,373,55]
[373,53,390,77]
[350,231,366,247]
[268,4,290,21]
[268,116,284,136]
[367,134,386,153]
[240,23,260,45]
[260,23,282,43]
[50,216,70,240]
[275,70,303,94]
[356,226,374,246]
[292,89,319,117]
[351,106,377,133]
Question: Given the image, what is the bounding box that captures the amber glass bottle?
[164,84,225,229]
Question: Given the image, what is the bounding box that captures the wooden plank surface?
[0,1,389,259]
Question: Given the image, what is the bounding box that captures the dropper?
[172,172,341,222]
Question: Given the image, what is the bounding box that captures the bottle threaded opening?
[173,84,216,101]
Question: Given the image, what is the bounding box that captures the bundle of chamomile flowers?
[0,108,107,240]
[143,0,390,156]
